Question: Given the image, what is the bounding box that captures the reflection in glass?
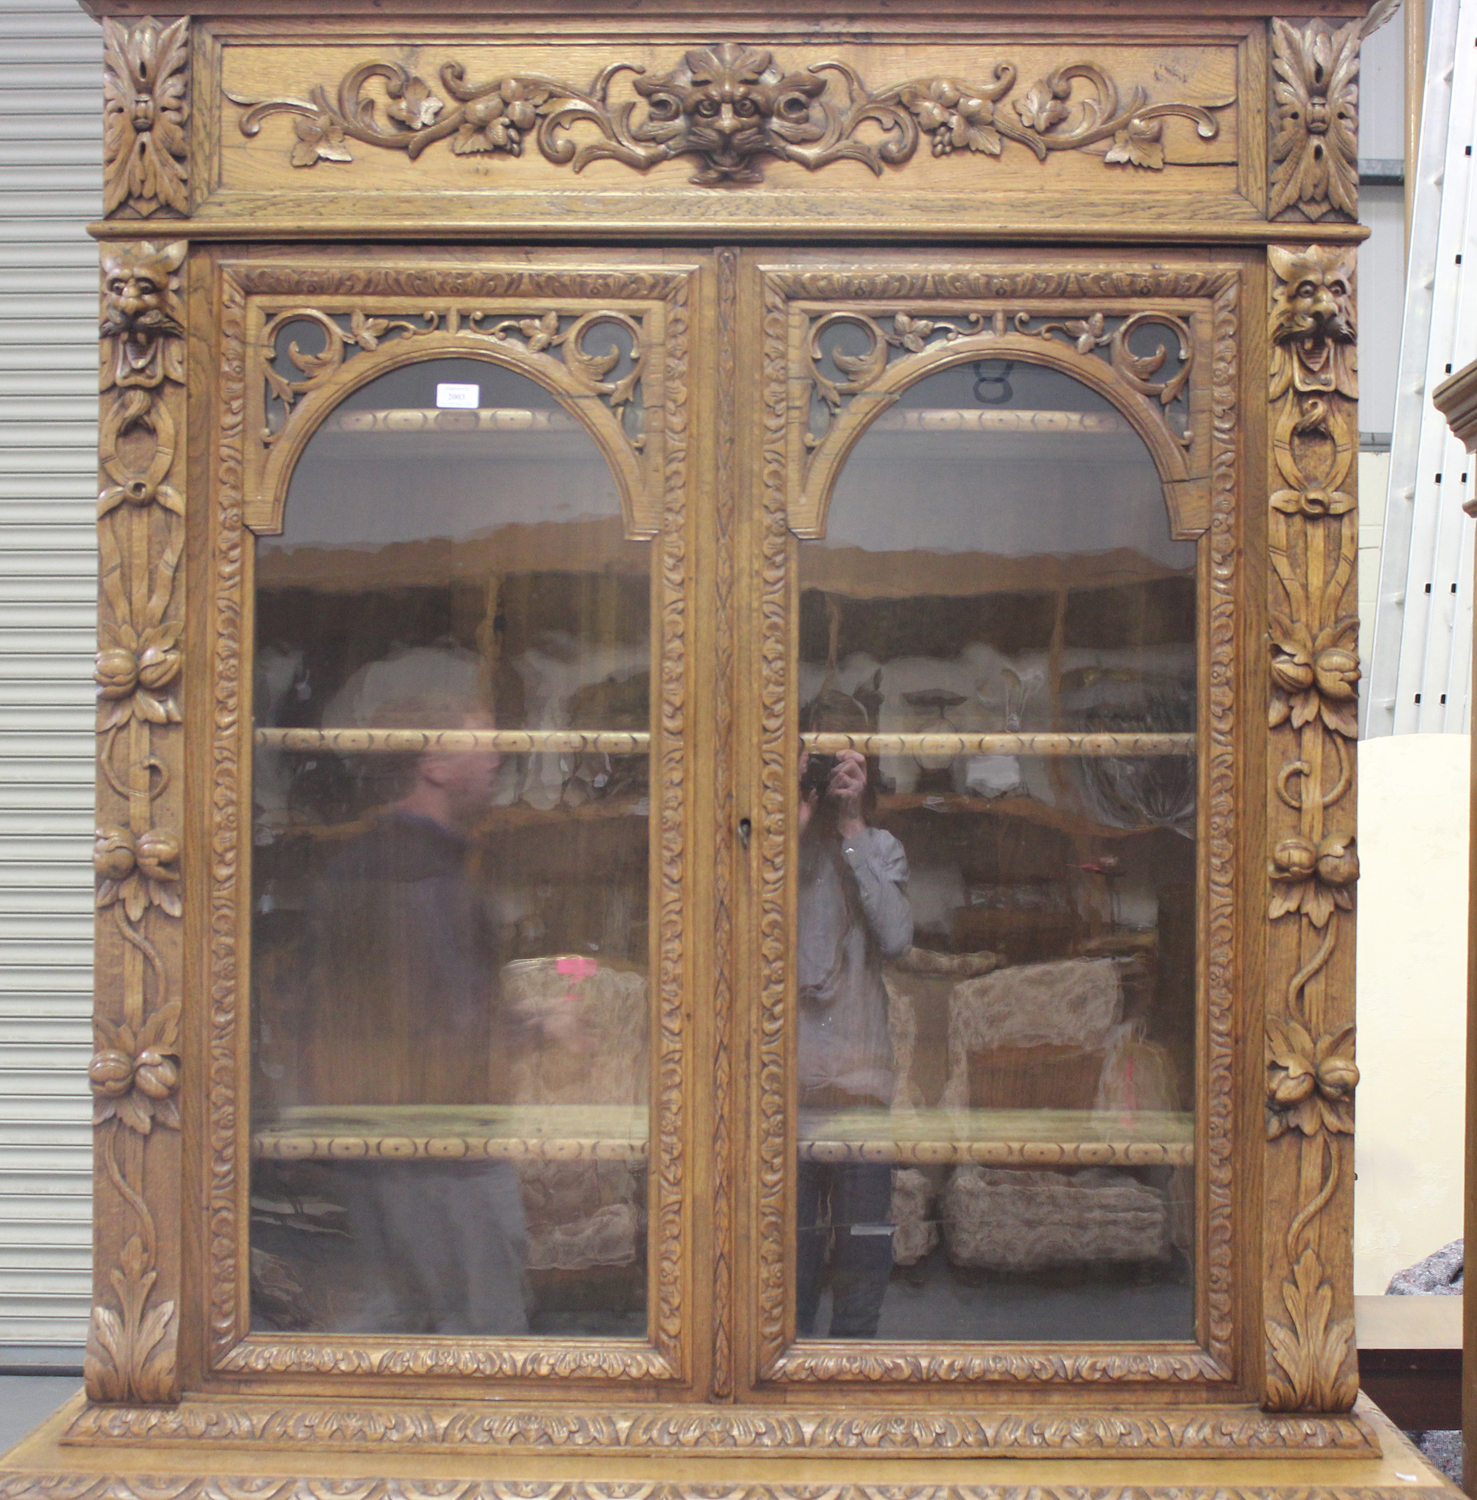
[795,360,1196,1343]
[249,356,650,1338]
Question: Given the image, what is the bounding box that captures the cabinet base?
[0,1395,1460,1500]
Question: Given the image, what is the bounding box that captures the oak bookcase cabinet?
[0,1,1453,1496]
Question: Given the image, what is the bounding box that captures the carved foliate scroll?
[1263,244,1360,1411]
[88,242,187,1405]
[231,47,1228,186]
[103,17,190,218]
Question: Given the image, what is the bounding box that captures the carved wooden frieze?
[0,1480,1452,1500]
[88,241,187,1405]
[103,17,190,217]
[1263,244,1360,1411]
[229,45,1229,186]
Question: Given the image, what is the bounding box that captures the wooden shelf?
[251,1104,1192,1169]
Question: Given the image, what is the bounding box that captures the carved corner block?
[103,17,190,218]
[1263,244,1360,1411]
[89,242,189,1404]
[1268,17,1361,222]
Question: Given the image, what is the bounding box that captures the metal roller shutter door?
[0,0,100,1360]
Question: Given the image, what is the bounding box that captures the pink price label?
[556,956,598,980]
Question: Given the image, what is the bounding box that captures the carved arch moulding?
[231,267,687,539]
[206,259,695,1382]
[771,269,1229,540]
[751,264,1241,1387]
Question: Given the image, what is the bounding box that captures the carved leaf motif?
[102,17,189,217]
[1015,78,1071,133]
[1105,117,1164,170]
[385,75,442,130]
[1269,18,1361,221]
[1267,1244,1359,1409]
[92,1235,176,1402]
[291,112,354,166]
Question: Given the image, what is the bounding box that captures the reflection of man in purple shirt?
[796,747,912,1339]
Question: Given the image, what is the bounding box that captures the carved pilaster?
[88,242,188,1405]
[1262,244,1360,1412]
[103,18,190,218]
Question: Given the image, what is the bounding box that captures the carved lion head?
[1268,245,1357,398]
[100,241,186,342]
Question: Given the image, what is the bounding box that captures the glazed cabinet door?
[733,251,1254,1403]
[197,249,706,1396]
[195,243,1263,1415]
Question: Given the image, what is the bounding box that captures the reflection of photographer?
[796,723,913,1338]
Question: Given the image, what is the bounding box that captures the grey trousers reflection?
[337,1160,530,1336]
[795,1158,894,1339]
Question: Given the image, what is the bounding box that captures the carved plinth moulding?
[88,241,188,1405]
[1263,244,1360,1412]
[207,262,693,1382]
[0,1479,1447,1500]
[230,44,1230,185]
[104,17,190,217]
[62,1398,1380,1453]
[752,266,1239,1386]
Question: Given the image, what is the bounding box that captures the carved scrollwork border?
[710,247,739,1399]
[208,259,693,1383]
[1261,245,1360,1412]
[62,1396,1378,1453]
[87,241,189,1407]
[754,265,1239,1387]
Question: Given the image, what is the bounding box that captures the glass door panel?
[792,357,1196,1343]
[249,354,651,1339]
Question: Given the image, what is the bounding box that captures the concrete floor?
[0,1378,80,1456]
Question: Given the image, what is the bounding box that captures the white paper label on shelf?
[436,383,480,409]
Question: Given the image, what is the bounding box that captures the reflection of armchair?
[502,958,647,1272]
[940,957,1171,1271]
